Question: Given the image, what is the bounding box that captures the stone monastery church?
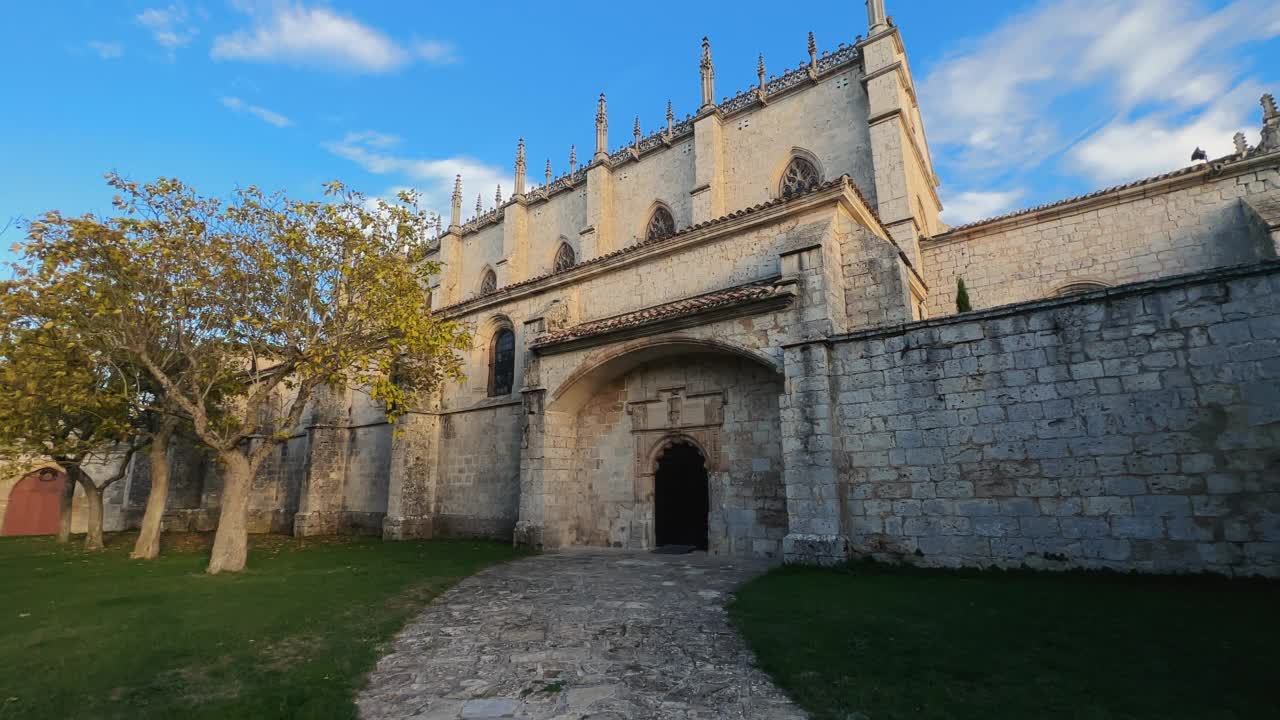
[8,1,1280,576]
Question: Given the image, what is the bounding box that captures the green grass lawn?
[730,563,1279,720]
[0,532,522,720]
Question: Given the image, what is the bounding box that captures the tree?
[956,278,972,313]
[129,408,179,560]
[16,175,468,573]
[0,321,141,550]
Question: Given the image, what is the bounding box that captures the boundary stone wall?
[828,260,1280,576]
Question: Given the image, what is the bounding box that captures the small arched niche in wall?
[479,268,498,295]
[1053,280,1109,297]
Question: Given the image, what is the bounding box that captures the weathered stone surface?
[357,550,805,720]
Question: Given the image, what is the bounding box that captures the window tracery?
[645,206,675,241]
[778,156,821,197]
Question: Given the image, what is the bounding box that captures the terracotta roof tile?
[531,281,784,347]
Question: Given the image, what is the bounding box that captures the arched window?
[553,243,576,272]
[479,269,497,295]
[1055,281,1108,297]
[488,328,515,396]
[778,155,821,197]
[645,205,675,241]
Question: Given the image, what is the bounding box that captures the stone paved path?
[357,549,807,720]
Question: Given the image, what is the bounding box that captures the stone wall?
[922,160,1280,318]
[827,260,1280,576]
[435,402,523,538]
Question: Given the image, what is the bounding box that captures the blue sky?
[2,0,1278,261]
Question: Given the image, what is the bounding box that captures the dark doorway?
[654,442,709,550]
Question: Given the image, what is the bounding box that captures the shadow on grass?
[0,532,526,720]
[729,559,1279,720]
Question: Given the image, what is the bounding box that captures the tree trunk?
[56,465,78,543]
[206,451,253,574]
[131,424,174,560]
[82,481,105,551]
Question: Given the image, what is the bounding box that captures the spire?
[513,138,526,196]
[435,213,444,237]
[699,37,715,109]
[495,184,503,205]
[808,32,817,72]
[450,174,462,227]
[757,53,767,94]
[545,158,552,186]
[665,99,674,138]
[475,193,483,217]
[633,115,642,147]
[569,144,577,172]
[866,0,888,34]
[594,93,608,160]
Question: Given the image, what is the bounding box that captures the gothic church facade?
[40,2,1280,575]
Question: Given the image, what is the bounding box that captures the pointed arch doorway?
[653,439,709,550]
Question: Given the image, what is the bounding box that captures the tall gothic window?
[488,328,515,396]
[553,242,576,272]
[779,156,821,197]
[479,269,497,295]
[645,205,676,241]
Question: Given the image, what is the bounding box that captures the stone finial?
[808,32,817,69]
[699,37,715,109]
[545,158,552,186]
[435,213,444,237]
[665,100,674,138]
[569,144,577,172]
[513,138,526,196]
[475,193,483,216]
[1233,131,1250,155]
[495,184,503,205]
[1261,94,1280,152]
[757,53,767,92]
[866,0,888,34]
[594,93,608,160]
[450,174,462,227]
[633,115,642,147]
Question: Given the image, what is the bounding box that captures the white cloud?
[415,40,458,65]
[324,132,514,219]
[221,96,293,128]
[88,41,124,59]
[1069,84,1263,183]
[212,3,455,73]
[136,3,197,50]
[921,0,1280,174]
[940,190,1025,226]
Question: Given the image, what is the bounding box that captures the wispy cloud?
[136,3,197,51]
[221,96,293,128]
[940,190,1025,226]
[921,0,1280,213]
[324,131,513,218]
[415,40,458,65]
[211,3,458,73]
[87,41,124,59]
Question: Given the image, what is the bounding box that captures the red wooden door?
[2,470,67,536]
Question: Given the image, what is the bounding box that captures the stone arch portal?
[516,338,788,556]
